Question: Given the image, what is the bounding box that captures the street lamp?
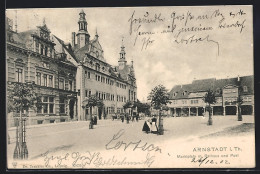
[13,98,28,160]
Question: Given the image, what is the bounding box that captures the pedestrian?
[121,114,124,122]
[126,113,130,124]
[94,115,97,125]
[142,118,151,134]
[150,116,158,134]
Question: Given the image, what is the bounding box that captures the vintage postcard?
[6,5,254,169]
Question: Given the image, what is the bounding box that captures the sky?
[6,6,254,101]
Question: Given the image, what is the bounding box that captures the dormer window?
[243,86,248,92]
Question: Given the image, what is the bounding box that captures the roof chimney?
[71,32,75,48]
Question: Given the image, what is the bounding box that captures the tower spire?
[95,27,99,39]
[118,36,127,70]
[76,9,90,48]
[119,36,126,60]
[78,9,88,32]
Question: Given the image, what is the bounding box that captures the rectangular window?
[38,96,55,114]
[43,96,48,102]
[59,97,65,114]
[40,44,44,55]
[88,72,91,79]
[59,79,64,90]
[45,47,48,56]
[49,48,52,58]
[49,75,53,87]
[37,97,42,113]
[89,90,91,97]
[43,104,48,113]
[49,97,54,114]
[65,80,69,90]
[36,72,41,85]
[69,81,73,91]
[16,68,23,83]
[36,41,39,53]
[85,90,88,97]
[43,74,47,86]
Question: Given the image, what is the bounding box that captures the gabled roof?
[169,75,254,99]
[74,43,91,62]
[115,65,131,81]
[240,75,254,95]
[53,35,78,63]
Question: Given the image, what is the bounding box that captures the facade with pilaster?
[168,76,254,117]
[6,17,77,126]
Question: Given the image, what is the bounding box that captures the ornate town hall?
[67,10,137,121]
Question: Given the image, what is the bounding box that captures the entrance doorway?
[85,108,89,120]
[198,107,204,116]
[69,99,75,119]
[241,105,253,115]
[226,106,236,115]
[213,106,223,116]
[98,107,102,120]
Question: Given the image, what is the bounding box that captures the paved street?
[7,115,255,168]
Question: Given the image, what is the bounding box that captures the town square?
[6,6,254,168]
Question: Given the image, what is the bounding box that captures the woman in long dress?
[150,116,158,134]
[142,118,151,133]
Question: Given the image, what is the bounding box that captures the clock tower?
[76,10,90,49]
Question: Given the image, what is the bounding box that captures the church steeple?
[76,9,90,48]
[118,37,127,70]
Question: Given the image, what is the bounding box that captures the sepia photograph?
[5,5,254,169]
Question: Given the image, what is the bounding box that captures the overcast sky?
[6,6,253,101]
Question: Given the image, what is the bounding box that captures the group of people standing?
[120,113,139,123]
[142,116,158,134]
